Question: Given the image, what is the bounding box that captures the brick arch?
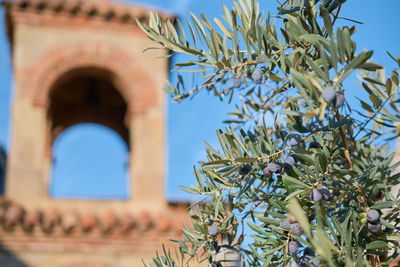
[47,67,130,147]
[22,42,156,115]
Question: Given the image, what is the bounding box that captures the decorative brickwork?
[0,199,193,266]
[0,199,190,242]
[23,42,157,115]
[3,0,173,23]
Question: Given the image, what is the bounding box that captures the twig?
[236,200,263,226]
[336,16,364,24]
[223,44,296,72]
[354,84,399,139]
[323,4,342,39]
[173,44,297,102]
[331,4,342,26]
[334,110,353,171]
[367,127,397,145]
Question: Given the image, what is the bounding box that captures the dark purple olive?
[322,86,336,104]
[208,225,219,237]
[280,219,292,230]
[288,134,302,146]
[252,69,263,84]
[288,241,299,253]
[303,247,315,259]
[307,122,320,132]
[310,188,323,202]
[375,191,384,200]
[291,223,303,235]
[262,167,271,178]
[284,154,298,170]
[333,93,345,108]
[210,240,218,251]
[239,164,252,175]
[320,186,331,200]
[267,162,282,174]
[309,141,321,149]
[367,209,380,224]
[367,222,381,233]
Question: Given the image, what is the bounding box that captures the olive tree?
[138,0,400,266]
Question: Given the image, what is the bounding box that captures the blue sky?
[0,0,399,200]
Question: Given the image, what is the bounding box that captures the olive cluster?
[309,186,333,202]
[322,86,345,108]
[208,225,222,267]
[366,209,381,233]
[280,214,304,255]
[262,153,299,179]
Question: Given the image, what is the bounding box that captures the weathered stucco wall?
[6,3,169,213]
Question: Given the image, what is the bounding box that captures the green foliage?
[138,0,400,266]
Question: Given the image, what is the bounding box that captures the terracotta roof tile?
[137,210,152,231]
[2,0,174,22]
[0,200,190,237]
[23,209,42,229]
[41,208,60,231]
[156,214,171,232]
[4,203,24,227]
[101,209,118,232]
[81,213,98,231]
[62,210,80,232]
[119,213,135,232]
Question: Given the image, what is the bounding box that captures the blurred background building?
[0,0,192,266]
[0,0,398,266]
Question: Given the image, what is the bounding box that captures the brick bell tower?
[0,0,190,266]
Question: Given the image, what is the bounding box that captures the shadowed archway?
[48,67,130,147]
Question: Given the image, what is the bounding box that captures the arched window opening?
[47,67,130,199]
[50,123,129,199]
